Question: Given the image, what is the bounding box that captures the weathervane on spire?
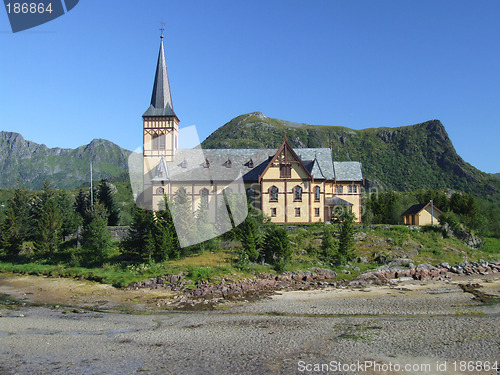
[160,22,166,38]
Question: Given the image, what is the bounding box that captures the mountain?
[0,131,131,190]
[493,173,500,180]
[202,112,500,202]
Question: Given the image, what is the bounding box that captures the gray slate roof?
[325,196,353,206]
[153,147,363,183]
[143,37,177,118]
[333,161,363,181]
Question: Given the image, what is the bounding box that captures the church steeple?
[143,35,177,118]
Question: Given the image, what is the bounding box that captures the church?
[141,35,364,224]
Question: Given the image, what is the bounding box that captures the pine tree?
[56,191,81,237]
[74,189,90,222]
[82,203,111,263]
[122,208,151,260]
[34,195,62,256]
[159,197,180,259]
[338,211,355,263]
[171,187,196,249]
[195,200,219,252]
[239,214,260,262]
[152,208,179,262]
[8,187,32,241]
[262,225,291,271]
[319,225,342,266]
[0,206,23,256]
[97,180,120,226]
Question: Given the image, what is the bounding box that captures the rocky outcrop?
[127,261,500,308]
[128,268,339,299]
[350,260,500,288]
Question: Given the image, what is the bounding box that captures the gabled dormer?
[259,136,312,182]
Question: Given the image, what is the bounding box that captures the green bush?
[262,225,292,268]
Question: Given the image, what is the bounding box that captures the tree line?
[0,180,119,262]
[0,182,357,272]
[363,189,500,237]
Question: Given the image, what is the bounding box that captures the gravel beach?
[1,274,499,375]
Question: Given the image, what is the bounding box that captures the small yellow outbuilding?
[402,202,442,226]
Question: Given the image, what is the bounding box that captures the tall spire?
[144,35,176,117]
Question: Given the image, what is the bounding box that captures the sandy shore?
[1,274,499,374]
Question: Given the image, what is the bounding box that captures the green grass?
[481,237,500,254]
[1,224,498,289]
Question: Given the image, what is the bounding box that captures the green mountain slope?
[0,131,131,190]
[202,112,500,202]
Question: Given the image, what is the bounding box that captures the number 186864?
[5,2,54,14]
[452,361,498,372]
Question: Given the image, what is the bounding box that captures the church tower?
[142,34,179,209]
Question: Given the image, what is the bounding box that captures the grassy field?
[0,225,498,288]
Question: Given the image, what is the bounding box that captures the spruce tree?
[34,182,62,256]
[320,225,341,266]
[171,187,196,250]
[74,189,90,223]
[262,225,291,271]
[0,206,23,256]
[195,200,219,252]
[158,197,180,259]
[239,214,260,262]
[56,191,81,237]
[122,208,150,260]
[97,180,120,226]
[8,187,32,241]
[338,211,355,263]
[82,203,111,263]
[34,196,62,256]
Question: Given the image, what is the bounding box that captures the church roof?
[151,147,363,183]
[143,37,177,118]
[333,161,363,181]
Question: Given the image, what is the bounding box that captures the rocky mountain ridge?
[0,131,131,189]
[202,113,500,202]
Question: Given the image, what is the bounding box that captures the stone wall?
[108,226,130,241]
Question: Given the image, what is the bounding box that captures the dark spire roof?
[143,36,177,118]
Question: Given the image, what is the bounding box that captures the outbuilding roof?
[401,202,443,216]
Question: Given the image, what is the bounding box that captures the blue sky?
[1,0,499,173]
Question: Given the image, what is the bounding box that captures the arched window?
[156,187,164,195]
[269,186,279,202]
[314,186,320,201]
[200,188,209,206]
[293,185,302,202]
